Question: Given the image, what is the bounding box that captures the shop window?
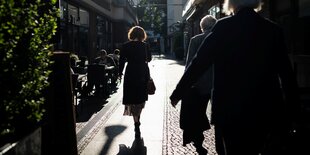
[78,7,89,56]
[59,0,68,22]
[97,16,107,51]
[79,8,89,27]
[96,16,112,53]
[55,1,90,58]
[56,0,69,50]
[79,26,89,56]
[68,4,78,25]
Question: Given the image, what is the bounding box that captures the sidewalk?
[76,54,217,155]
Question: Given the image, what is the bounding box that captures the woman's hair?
[222,0,263,15]
[128,26,147,41]
[200,15,217,32]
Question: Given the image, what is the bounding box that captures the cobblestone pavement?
[162,56,218,155]
[75,92,122,154]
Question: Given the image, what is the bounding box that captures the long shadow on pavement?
[99,125,127,155]
[76,96,108,122]
[117,138,147,155]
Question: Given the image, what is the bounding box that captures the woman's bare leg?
[133,116,140,123]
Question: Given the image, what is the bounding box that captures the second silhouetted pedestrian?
[170,0,300,154]
[179,15,217,155]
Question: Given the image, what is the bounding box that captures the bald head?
[200,15,217,32]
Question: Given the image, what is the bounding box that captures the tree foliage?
[137,0,166,36]
[0,0,58,142]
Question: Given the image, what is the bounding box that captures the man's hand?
[170,99,179,108]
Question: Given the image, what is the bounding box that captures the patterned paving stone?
[75,55,219,155]
[163,58,218,155]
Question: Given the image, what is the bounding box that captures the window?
[56,2,89,57]
[79,8,89,27]
[68,4,78,25]
[59,0,68,22]
[208,4,220,19]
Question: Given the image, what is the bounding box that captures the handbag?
[145,43,156,95]
[147,77,156,95]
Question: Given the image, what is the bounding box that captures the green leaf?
[0,0,57,138]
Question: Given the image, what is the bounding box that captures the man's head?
[99,49,107,59]
[223,0,263,15]
[200,15,217,33]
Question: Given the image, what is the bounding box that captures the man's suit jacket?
[185,31,213,95]
[171,8,299,126]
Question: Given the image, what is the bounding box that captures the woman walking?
[119,26,152,138]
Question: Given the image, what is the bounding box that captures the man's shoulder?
[190,33,208,43]
[191,33,206,39]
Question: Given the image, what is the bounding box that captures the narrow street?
[76,55,217,155]
[2,1,309,155]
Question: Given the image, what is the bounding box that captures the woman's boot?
[134,122,141,138]
[193,143,208,155]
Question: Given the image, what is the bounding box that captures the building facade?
[55,0,138,62]
[167,0,187,54]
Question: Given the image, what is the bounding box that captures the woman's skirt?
[123,102,145,116]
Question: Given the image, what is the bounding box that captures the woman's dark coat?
[170,8,299,128]
[119,41,151,105]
